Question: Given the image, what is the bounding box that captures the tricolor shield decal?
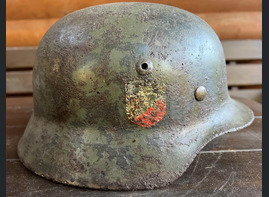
[125,80,166,128]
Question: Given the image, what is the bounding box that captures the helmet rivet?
[195,86,207,101]
[136,60,153,75]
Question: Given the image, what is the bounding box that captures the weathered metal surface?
[17,2,254,190]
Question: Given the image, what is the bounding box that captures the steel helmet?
[18,2,254,190]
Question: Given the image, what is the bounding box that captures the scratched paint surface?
[125,80,166,128]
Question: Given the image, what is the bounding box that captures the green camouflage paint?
[18,2,254,190]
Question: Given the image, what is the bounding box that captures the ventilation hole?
[97,91,100,94]
[136,60,153,75]
[141,63,148,70]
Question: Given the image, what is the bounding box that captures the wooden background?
[6,0,262,103]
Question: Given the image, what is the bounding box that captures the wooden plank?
[6,127,24,159]
[6,0,262,20]
[6,12,262,47]
[223,40,262,61]
[6,95,33,108]
[226,64,262,86]
[6,96,33,126]
[5,40,262,69]
[6,47,37,69]
[229,89,262,103]
[6,71,33,95]
[198,12,262,40]
[6,18,57,47]
[6,151,262,196]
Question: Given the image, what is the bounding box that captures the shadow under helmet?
[18,2,254,190]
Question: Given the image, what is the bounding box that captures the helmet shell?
[18,2,253,190]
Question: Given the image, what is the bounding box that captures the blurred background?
[6,0,262,103]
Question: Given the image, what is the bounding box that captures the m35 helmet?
[18,2,254,190]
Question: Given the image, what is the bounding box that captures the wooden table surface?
[6,96,262,197]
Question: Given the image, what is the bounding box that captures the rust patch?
[125,80,166,128]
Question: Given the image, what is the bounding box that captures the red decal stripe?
[135,100,166,128]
